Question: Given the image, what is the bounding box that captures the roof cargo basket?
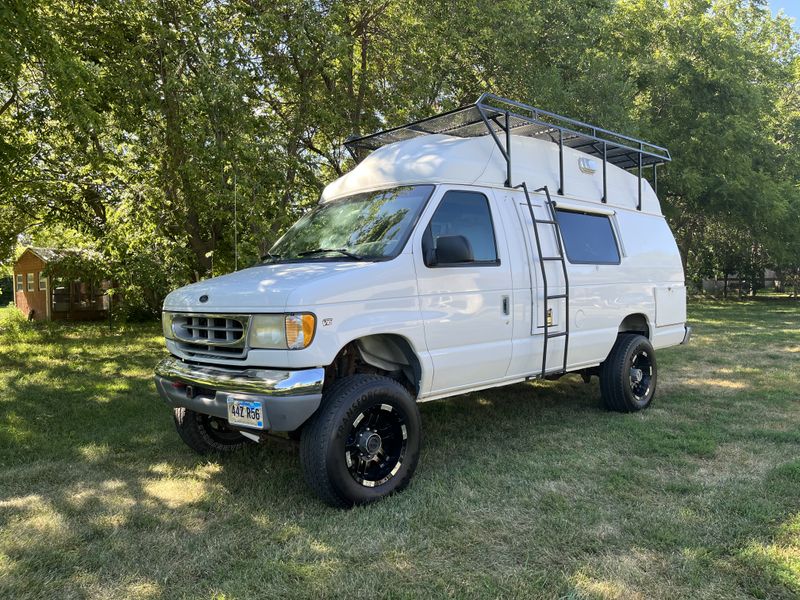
[345,93,671,210]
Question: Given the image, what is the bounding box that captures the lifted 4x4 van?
[154,94,690,508]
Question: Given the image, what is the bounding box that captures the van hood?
[163,261,373,313]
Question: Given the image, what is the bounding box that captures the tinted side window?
[556,209,620,264]
[425,191,498,266]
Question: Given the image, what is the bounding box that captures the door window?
[424,190,499,267]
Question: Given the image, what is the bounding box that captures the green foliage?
[610,0,800,283]
[1,0,798,311]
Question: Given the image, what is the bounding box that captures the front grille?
[171,314,250,360]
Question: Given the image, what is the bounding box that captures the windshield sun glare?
[268,185,434,262]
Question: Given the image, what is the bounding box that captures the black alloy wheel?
[629,347,654,402]
[600,333,658,412]
[345,402,408,488]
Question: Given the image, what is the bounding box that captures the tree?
[1,0,798,314]
[610,0,800,284]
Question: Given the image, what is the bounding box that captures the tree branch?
[0,85,17,117]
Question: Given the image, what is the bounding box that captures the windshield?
[268,185,434,261]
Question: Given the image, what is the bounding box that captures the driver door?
[413,187,513,394]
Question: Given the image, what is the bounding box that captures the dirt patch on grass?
[689,442,781,487]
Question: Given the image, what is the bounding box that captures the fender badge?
[322,318,333,327]
[199,294,209,303]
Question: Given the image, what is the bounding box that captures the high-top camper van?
[154,94,690,508]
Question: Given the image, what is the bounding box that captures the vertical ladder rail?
[515,183,571,377]
[516,182,550,377]
[540,186,571,374]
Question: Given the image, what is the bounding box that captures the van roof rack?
[344,93,671,210]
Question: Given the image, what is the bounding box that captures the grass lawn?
[0,300,798,599]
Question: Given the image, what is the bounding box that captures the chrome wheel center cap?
[630,368,643,383]
[357,431,382,456]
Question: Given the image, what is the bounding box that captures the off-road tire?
[173,407,251,454]
[300,374,421,509]
[600,333,657,412]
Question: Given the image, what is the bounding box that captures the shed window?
[424,190,499,266]
[16,274,23,291]
[27,273,34,292]
[556,209,620,265]
[39,272,47,291]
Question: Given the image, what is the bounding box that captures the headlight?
[248,313,316,350]
[162,312,175,340]
[249,314,287,349]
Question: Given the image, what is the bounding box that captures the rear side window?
[425,190,498,266]
[556,209,620,264]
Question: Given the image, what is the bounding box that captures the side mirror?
[434,235,474,265]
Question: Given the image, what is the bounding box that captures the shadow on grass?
[0,304,799,598]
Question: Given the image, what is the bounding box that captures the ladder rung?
[542,256,564,261]
[547,332,568,338]
[535,219,557,225]
[547,293,567,299]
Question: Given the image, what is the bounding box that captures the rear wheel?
[173,407,251,454]
[300,374,421,508]
[600,334,657,412]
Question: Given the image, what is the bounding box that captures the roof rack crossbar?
[476,93,669,156]
[344,93,671,209]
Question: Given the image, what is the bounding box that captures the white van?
[154,94,690,507]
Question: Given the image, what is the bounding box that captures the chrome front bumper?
[153,356,324,431]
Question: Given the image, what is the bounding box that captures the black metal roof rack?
[344,93,671,210]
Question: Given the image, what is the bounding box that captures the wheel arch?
[328,333,423,396]
[618,313,651,340]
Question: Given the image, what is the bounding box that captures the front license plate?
[226,398,265,429]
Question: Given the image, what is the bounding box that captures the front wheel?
[599,334,657,412]
[173,407,251,454]
[300,374,421,508]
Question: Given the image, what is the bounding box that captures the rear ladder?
[515,183,570,378]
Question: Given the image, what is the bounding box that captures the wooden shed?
[13,247,111,321]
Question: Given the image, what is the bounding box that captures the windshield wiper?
[260,252,281,262]
[297,248,365,260]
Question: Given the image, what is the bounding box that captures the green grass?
[0,300,798,599]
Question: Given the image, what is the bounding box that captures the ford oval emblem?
[199,294,209,303]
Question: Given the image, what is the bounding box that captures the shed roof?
[25,247,68,263]
[19,247,99,264]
